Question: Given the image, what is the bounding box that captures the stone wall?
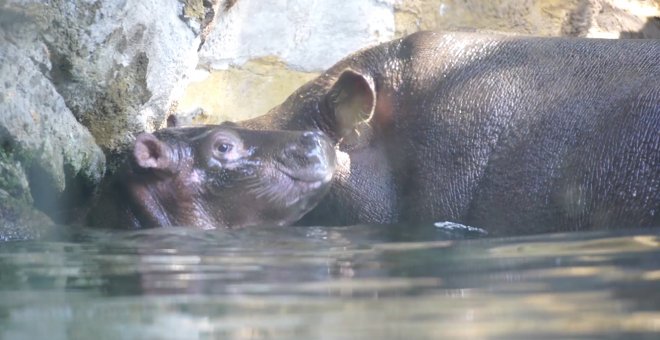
[177,0,660,124]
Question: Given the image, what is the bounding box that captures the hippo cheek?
[245,169,334,227]
[204,165,332,228]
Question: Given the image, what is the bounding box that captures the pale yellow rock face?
[178,0,659,124]
[394,0,576,37]
[394,0,660,38]
[178,57,318,124]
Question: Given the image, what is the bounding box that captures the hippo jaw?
[231,166,334,227]
[256,160,334,223]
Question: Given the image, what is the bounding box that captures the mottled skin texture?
[243,31,660,235]
[88,124,336,229]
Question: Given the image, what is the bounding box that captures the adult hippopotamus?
[242,31,660,235]
[87,124,336,229]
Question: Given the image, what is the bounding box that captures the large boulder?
[19,0,220,163]
[0,0,220,236]
[0,8,104,224]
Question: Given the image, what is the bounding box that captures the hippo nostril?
[300,131,324,150]
[303,130,326,138]
[306,154,321,166]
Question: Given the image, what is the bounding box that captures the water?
[0,224,659,339]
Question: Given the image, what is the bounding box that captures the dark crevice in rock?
[25,162,60,222]
[198,0,223,50]
[45,44,75,87]
[1,139,13,155]
[25,162,96,225]
[562,0,594,37]
[224,0,239,11]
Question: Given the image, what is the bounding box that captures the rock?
[563,0,660,38]
[5,0,219,168]
[0,8,105,224]
[177,57,318,123]
[0,189,54,242]
[198,0,397,72]
[0,148,32,206]
[393,0,660,38]
[0,0,220,236]
[178,0,397,123]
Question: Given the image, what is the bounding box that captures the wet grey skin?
[88,124,336,229]
[241,31,660,235]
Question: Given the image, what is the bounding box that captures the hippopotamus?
[87,124,336,229]
[241,31,660,235]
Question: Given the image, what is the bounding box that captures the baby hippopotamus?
[87,124,336,229]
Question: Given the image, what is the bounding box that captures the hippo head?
[88,124,336,229]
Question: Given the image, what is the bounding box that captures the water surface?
[1,224,659,339]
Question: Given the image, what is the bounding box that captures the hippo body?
[88,125,336,229]
[244,31,660,235]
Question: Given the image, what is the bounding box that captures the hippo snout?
[277,131,336,183]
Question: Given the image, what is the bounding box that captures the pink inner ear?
[133,133,169,170]
[353,75,375,116]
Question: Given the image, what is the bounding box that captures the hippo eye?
[217,143,233,153]
[209,130,243,162]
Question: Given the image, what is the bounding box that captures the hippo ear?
[133,133,174,173]
[325,69,376,138]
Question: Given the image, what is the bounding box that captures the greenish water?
[0,224,659,339]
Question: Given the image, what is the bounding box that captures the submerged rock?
[0,190,54,242]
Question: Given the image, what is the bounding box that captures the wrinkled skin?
[242,31,660,235]
[88,124,336,229]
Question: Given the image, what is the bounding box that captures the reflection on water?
[0,224,659,339]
